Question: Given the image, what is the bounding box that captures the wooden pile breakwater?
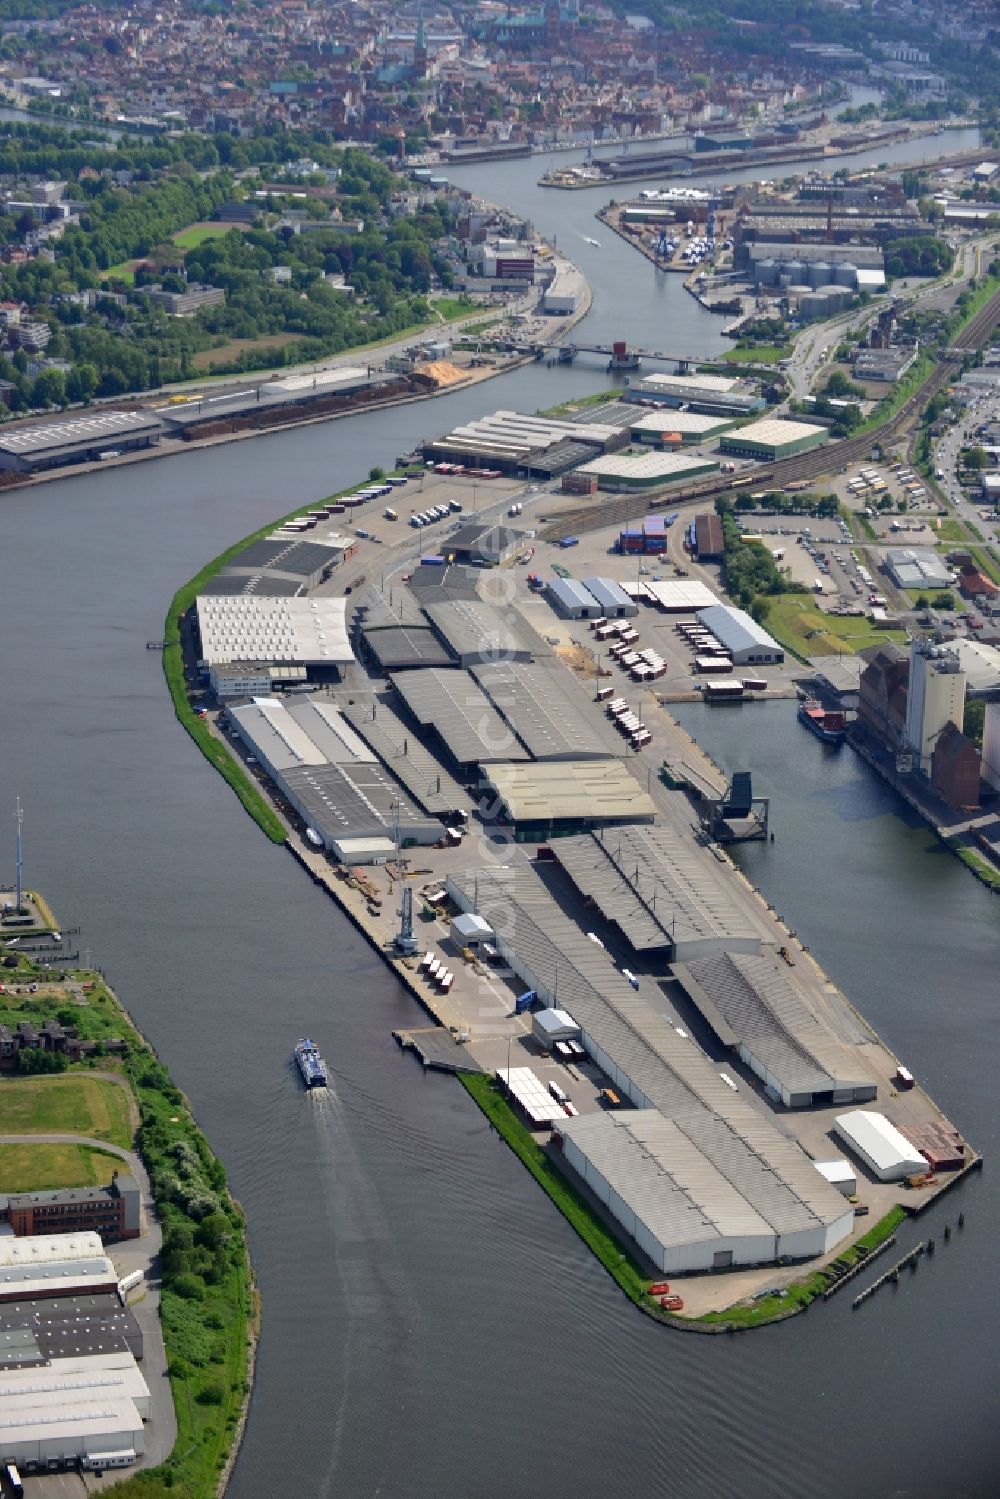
[853,1243,925,1308]
[821,1234,899,1301]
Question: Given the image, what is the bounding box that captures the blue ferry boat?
[294,1037,328,1088]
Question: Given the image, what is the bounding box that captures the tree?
[964,699,986,747]
[368,465,385,481]
[965,446,988,471]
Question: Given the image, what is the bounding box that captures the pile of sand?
[419,360,468,387]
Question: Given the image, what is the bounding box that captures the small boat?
[584,236,601,247]
[798,698,845,744]
[294,1037,328,1088]
[305,827,323,848]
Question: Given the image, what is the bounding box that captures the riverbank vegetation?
[0,933,253,1499]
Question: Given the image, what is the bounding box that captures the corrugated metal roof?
[544,577,602,614]
[391,667,530,765]
[697,604,782,657]
[561,1111,774,1246]
[674,952,876,1098]
[481,762,655,822]
[447,861,848,1239]
[549,825,764,955]
[472,661,619,761]
[423,598,535,663]
[341,695,474,817]
[364,625,454,672]
[582,578,638,614]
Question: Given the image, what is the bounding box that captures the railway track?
[542,285,1000,542]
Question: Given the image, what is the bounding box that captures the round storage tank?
[807,260,833,288]
[816,284,849,313]
[784,260,807,284]
[833,262,858,288]
[755,258,778,287]
[800,292,828,319]
[786,284,812,305]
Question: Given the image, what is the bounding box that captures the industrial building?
[340,695,473,822]
[423,409,624,476]
[671,952,877,1108]
[696,604,784,664]
[0,409,163,473]
[572,450,718,491]
[541,261,580,315]
[197,595,354,688]
[159,366,393,435]
[885,547,952,590]
[479,761,655,833]
[623,372,765,417]
[391,667,530,769]
[471,661,620,761]
[694,512,724,561]
[0,1233,118,1304]
[580,578,638,618]
[228,695,441,856]
[547,821,765,960]
[544,577,604,619]
[212,538,347,594]
[629,410,737,446]
[904,640,966,774]
[834,1110,928,1182]
[447,861,854,1273]
[0,1352,149,1470]
[423,597,536,667]
[444,521,524,568]
[643,579,719,612]
[0,1292,143,1370]
[360,623,454,673]
[558,1110,850,1275]
[719,418,828,462]
[5,1173,141,1242]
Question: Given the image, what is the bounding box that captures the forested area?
[0,126,456,405]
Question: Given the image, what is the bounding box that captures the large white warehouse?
[834,1110,928,1182]
[560,1110,853,1274]
[696,604,784,665]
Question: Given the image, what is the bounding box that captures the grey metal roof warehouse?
[341,696,473,818]
[281,762,439,846]
[407,563,486,603]
[446,861,852,1256]
[352,581,427,632]
[363,624,454,672]
[445,522,524,567]
[548,822,765,958]
[671,952,877,1107]
[423,598,536,666]
[544,577,603,618]
[391,667,530,765]
[582,577,639,618]
[697,603,784,664]
[472,661,620,761]
[0,408,163,472]
[200,573,306,598]
[221,539,343,586]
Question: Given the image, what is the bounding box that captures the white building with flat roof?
[196,594,353,670]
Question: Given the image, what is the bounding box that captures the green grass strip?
[694,1205,907,1327]
[952,843,1000,890]
[460,1074,652,1305]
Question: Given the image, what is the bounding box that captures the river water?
[0,126,997,1499]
